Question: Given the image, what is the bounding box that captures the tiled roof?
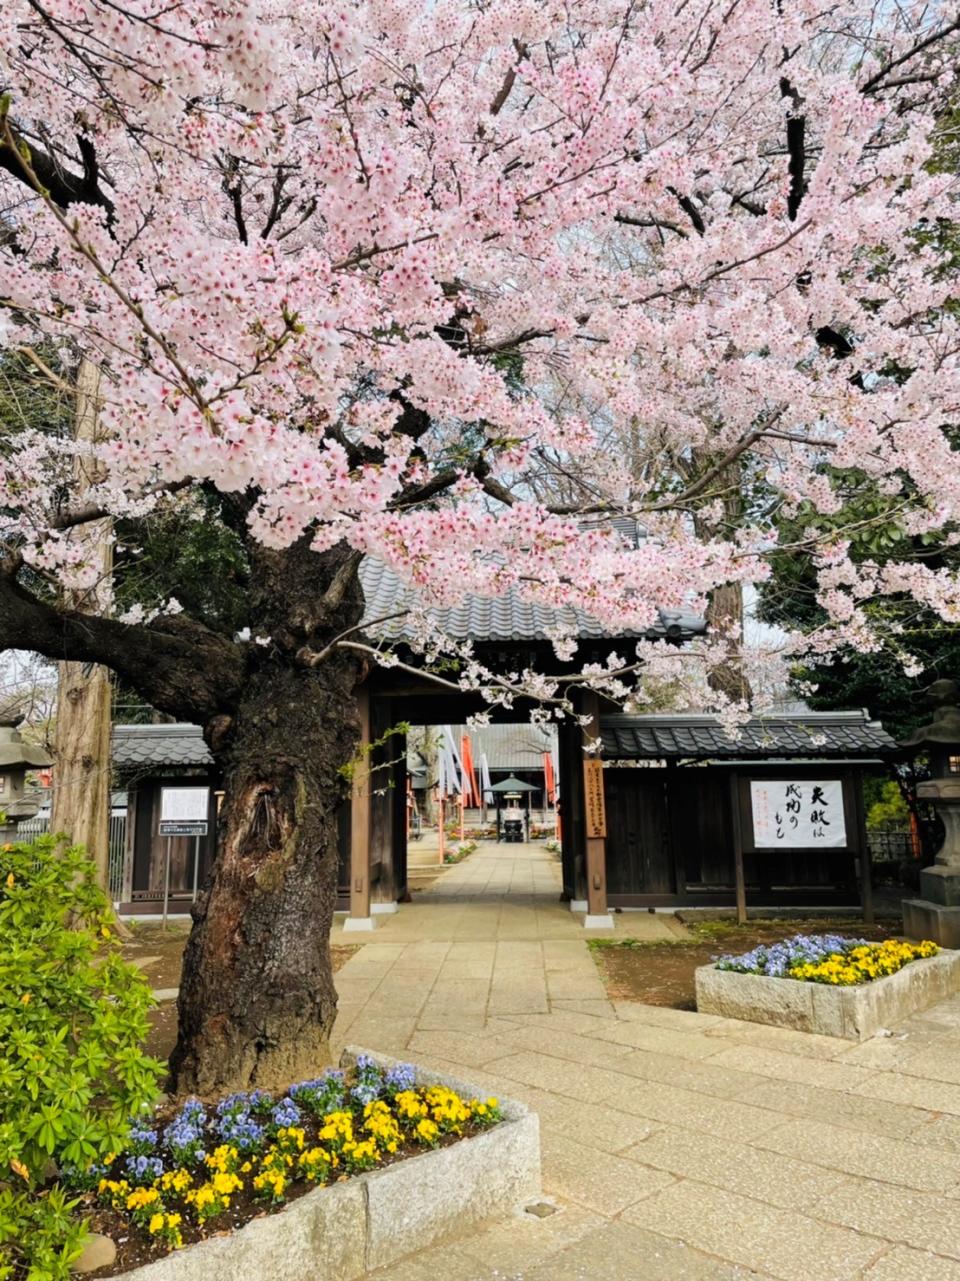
[112,723,213,769]
[599,711,899,760]
[358,559,705,644]
[113,710,897,770]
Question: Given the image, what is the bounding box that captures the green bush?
[0,835,163,1280]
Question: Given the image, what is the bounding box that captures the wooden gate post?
[344,685,375,931]
[581,692,614,928]
[729,772,747,925]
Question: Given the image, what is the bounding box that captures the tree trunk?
[168,650,363,1095]
[51,661,112,863]
[689,451,753,706]
[705,581,752,705]
[51,358,116,899]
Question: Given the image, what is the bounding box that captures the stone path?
[331,843,960,1281]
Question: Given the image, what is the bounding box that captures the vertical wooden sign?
[583,758,607,839]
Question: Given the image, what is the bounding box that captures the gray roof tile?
[599,711,898,760]
[112,724,213,768]
[359,558,705,644]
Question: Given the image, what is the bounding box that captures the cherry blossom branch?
[0,114,213,423]
[859,16,960,94]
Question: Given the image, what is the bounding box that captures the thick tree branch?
[322,548,363,610]
[0,570,245,721]
[667,186,706,236]
[615,212,689,238]
[0,118,115,218]
[52,477,194,532]
[489,41,529,116]
[780,77,806,222]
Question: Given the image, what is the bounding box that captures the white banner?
[749,780,846,849]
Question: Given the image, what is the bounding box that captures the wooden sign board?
[583,758,607,839]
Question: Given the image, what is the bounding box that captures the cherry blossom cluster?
[0,0,957,696]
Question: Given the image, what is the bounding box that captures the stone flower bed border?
[108,1048,540,1281]
[695,949,960,1040]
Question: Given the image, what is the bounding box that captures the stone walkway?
[331,843,960,1281]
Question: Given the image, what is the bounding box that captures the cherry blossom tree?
[1,0,958,1091]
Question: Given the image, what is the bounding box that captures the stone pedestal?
[903,898,960,949]
[903,777,960,946]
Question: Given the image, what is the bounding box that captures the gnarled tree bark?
[169,653,362,1092]
[0,533,367,1093]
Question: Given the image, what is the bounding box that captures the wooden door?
[605,769,673,896]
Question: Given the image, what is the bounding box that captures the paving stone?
[546,972,609,1001]
[600,1074,784,1143]
[741,1074,934,1141]
[483,1051,624,1103]
[514,1008,618,1038]
[854,1067,960,1116]
[495,1024,636,1070]
[589,1021,727,1061]
[456,1202,607,1273]
[341,1016,417,1052]
[808,1174,960,1259]
[542,940,599,971]
[627,1179,885,1281]
[607,1047,770,1101]
[540,1132,677,1215]
[702,1017,852,1060]
[415,1009,489,1032]
[862,1246,960,1281]
[621,1128,847,1211]
[522,1220,767,1281]
[753,1117,960,1192]
[487,989,550,1016]
[426,979,491,1005]
[917,1113,960,1156]
[406,1030,515,1069]
[549,997,617,1018]
[367,1243,492,1280]
[707,1043,879,1092]
[520,1088,663,1154]
[609,1002,727,1031]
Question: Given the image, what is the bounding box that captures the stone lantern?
[0,711,51,842]
[902,680,960,947]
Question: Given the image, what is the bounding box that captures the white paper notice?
[160,787,210,823]
[749,780,846,848]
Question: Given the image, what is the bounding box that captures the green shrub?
[0,835,163,1279]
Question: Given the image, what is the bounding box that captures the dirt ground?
[120,923,360,1063]
[590,916,905,1010]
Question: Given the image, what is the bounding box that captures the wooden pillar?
[853,770,875,926]
[581,692,613,928]
[729,772,747,925]
[345,686,374,931]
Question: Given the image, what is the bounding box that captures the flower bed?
[715,934,939,985]
[65,1055,505,1276]
[696,938,960,1040]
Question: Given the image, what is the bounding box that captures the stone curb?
[105,1048,541,1281]
[695,950,960,1041]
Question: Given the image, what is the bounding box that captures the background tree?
[0,2,958,1092]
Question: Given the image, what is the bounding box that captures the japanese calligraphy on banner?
[583,759,607,839]
[749,780,846,849]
